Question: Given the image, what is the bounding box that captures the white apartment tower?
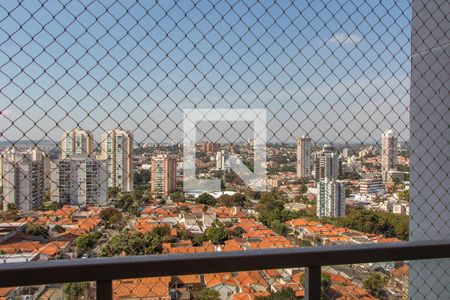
[314,145,339,180]
[2,147,45,211]
[50,156,108,206]
[296,136,312,178]
[151,154,177,197]
[99,128,134,192]
[60,128,94,159]
[317,178,346,218]
[381,129,398,180]
[216,150,224,170]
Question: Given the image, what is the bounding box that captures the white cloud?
[328,33,362,45]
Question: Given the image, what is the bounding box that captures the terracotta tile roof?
[0,241,41,254]
[325,272,376,300]
[0,287,15,299]
[242,229,274,239]
[262,269,281,278]
[232,293,251,300]
[373,237,402,243]
[391,265,409,278]
[292,271,305,283]
[204,273,238,288]
[286,219,309,227]
[54,228,86,241]
[222,239,243,252]
[38,241,69,257]
[173,275,201,285]
[113,277,171,299]
[77,218,101,231]
[54,206,77,217]
[168,242,215,254]
[232,292,270,300]
[326,236,351,242]
[235,271,269,289]
[247,236,293,249]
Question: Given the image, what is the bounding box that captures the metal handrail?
[1,239,450,299]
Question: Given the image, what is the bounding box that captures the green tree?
[321,273,332,296]
[299,184,308,194]
[170,191,185,202]
[325,208,408,240]
[197,193,217,206]
[75,232,101,255]
[296,239,312,247]
[196,288,220,300]
[44,201,61,211]
[257,191,285,226]
[6,203,16,211]
[270,220,288,235]
[217,194,233,206]
[152,226,171,238]
[192,234,208,246]
[107,187,120,199]
[230,226,245,238]
[24,223,48,237]
[43,191,51,203]
[52,224,66,234]
[363,273,388,299]
[217,193,247,207]
[177,228,193,240]
[397,190,409,202]
[338,172,361,180]
[100,207,123,228]
[205,223,229,244]
[231,193,247,207]
[63,282,89,300]
[98,229,165,257]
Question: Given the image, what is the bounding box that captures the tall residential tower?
[99,128,134,192]
[317,178,346,218]
[381,129,398,181]
[151,154,177,197]
[296,136,312,178]
[2,147,45,211]
[60,128,94,159]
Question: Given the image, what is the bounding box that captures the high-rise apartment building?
[50,156,108,206]
[314,145,339,180]
[317,178,346,218]
[2,147,45,211]
[99,128,134,192]
[216,150,226,171]
[60,128,94,159]
[342,148,354,159]
[151,154,177,197]
[381,129,398,181]
[296,136,312,178]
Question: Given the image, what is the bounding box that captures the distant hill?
[0,140,56,146]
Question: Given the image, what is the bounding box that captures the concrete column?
[410,0,450,298]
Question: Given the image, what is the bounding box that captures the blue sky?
[0,0,411,145]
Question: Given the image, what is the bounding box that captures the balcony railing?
[0,240,449,299]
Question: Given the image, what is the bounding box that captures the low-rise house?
[204,273,239,300]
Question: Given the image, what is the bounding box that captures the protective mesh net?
[0,0,448,299]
